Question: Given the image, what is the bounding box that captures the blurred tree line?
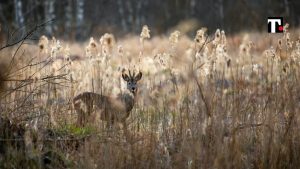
[0,0,299,40]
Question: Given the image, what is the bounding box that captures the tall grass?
[1,24,300,169]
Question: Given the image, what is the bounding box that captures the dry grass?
[1,25,300,169]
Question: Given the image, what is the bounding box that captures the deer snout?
[130,86,137,94]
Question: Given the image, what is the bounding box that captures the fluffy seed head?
[140,25,150,43]
[86,37,98,58]
[194,27,207,44]
[38,35,49,54]
[100,33,115,47]
[169,30,180,47]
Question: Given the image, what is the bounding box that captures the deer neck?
[118,91,135,112]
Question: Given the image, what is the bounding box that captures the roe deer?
[73,69,142,127]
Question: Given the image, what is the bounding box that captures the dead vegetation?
[1,24,300,169]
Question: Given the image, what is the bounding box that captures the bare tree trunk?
[218,0,224,28]
[76,0,84,40]
[126,1,134,32]
[65,0,73,39]
[14,0,24,27]
[284,0,290,17]
[135,0,143,31]
[135,1,147,32]
[190,0,196,16]
[0,5,7,29]
[117,0,128,32]
[44,0,55,35]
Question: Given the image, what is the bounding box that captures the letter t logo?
[268,17,283,33]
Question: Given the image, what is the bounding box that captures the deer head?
[122,70,142,95]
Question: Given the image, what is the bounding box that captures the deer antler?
[128,69,132,78]
[121,68,126,74]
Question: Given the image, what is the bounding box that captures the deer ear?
[135,72,142,81]
[122,73,130,81]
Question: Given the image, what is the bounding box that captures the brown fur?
[73,70,142,127]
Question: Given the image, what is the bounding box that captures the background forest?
[1,0,300,39]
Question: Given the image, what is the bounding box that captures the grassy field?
[1,24,300,169]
